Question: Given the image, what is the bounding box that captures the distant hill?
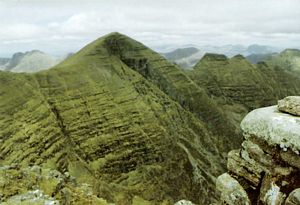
[187,53,300,133]
[1,50,61,73]
[245,53,277,64]
[265,49,300,73]
[162,47,199,60]
[162,47,205,69]
[0,58,9,66]
[163,44,281,69]
[246,49,300,74]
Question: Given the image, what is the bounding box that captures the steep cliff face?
[0,33,226,204]
[216,96,300,205]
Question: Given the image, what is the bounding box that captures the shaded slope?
[191,54,278,109]
[0,33,226,204]
[265,49,300,75]
[245,53,277,64]
[189,53,300,132]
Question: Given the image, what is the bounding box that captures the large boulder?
[278,96,300,116]
[216,97,300,205]
[241,105,300,154]
[216,173,250,205]
[285,188,300,205]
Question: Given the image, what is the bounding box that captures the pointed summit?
[0,32,229,204]
[201,53,228,61]
[232,54,246,60]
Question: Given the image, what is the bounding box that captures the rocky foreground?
[216,96,300,205]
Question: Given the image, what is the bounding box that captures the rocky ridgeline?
[216,96,300,205]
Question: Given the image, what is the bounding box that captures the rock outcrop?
[278,96,300,116]
[0,164,111,205]
[216,97,300,205]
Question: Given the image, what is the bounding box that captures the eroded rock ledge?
[216,97,300,205]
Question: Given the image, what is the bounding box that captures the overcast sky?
[0,0,299,57]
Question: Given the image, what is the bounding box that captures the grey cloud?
[0,0,299,56]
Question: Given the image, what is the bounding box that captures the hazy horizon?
[0,0,300,57]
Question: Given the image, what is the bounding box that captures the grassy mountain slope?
[245,53,277,64]
[188,53,300,131]
[265,49,300,74]
[0,33,227,204]
[99,33,241,151]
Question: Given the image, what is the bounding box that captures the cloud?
[0,0,299,56]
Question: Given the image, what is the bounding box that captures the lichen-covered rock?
[278,96,300,116]
[216,173,250,205]
[0,165,112,205]
[216,100,300,205]
[227,149,264,187]
[285,188,300,205]
[258,175,286,205]
[174,200,195,205]
[241,106,300,153]
[0,189,60,205]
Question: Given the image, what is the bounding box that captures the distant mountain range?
[0,50,62,73]
[162,44,282,68]
[0,44,292,73]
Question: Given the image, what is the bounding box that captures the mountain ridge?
[0,32,227,204]
[1,32,299,204]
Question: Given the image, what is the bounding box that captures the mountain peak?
[104,31,126,37]
[281,48,300,55]
[232,54,246,60]
[201,53,228,61]
[66,32,141,61]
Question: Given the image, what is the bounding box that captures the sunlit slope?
[0,33,227,204]
[90,33,241,150]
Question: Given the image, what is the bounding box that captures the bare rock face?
[241,106,300,154]
[216,173,250,205]
[174,199,195,205]
[216,98,300,205]
[278,96,300,116]
[285,188,300,205]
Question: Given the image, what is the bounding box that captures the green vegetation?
[0,32,226,204]
[265,49,300,74]
[188,53,300,133]
[0,32,299,204]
